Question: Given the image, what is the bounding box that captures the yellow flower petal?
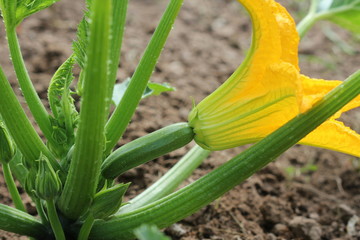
[188,0,360,157]
[195,0,287,116]
[300,120,360,157]
[301,75,360,117]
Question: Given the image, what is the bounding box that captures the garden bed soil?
[1,0,360,239]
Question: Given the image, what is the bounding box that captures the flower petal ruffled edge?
[300,120,360,157]
[299,75,360,156]
[300,75,360,116]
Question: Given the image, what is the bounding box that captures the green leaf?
[90,183,129,220]
[314,0,360,33]
[112,78,175,106]
[72,0,93,69]
[48,57,76,120]
[144,82,175,98]
[134,225,170,240]
[73,18,90,70]
[72,0,92,96]
[15,0,60,26]
[47,56,78,158]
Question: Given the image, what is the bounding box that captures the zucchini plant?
[0,0,359,239]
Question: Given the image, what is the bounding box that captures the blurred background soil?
[1,0,360,239]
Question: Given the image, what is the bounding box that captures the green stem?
[106,0,128,113]
[296,12,318,39]
[58,0,112,220]
[0,203,48,239]
[296,0,320,39]
[308,0,319,15]
[34,198,49,225]
[119,145,210,213]
[104,0,183,154]
[0,66,60,171]
[46,200,65,240]
[6,27,53,142]
[77,214,95,240]
[90,70,360,239]
[2,163,26,212]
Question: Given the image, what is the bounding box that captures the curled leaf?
[15,0,60,26]
[112,78,175,106]
[47,56,78,158]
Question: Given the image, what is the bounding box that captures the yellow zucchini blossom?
[188,0,360,156]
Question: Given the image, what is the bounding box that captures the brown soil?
[1,0,360,239]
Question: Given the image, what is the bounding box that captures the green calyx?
[24,167,37,197]
[35,154,62,200]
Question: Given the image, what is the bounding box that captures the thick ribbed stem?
[58,0,112,219]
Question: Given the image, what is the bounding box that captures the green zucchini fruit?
[101,122,194,179]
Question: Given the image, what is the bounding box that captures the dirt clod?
[289,216,322,240]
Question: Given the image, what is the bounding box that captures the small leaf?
[48,57,75,120]
[134,225,170,240]
[112,78,175,106]
[72,0,92,70]
[314,0,360,33]
[144,82,176,98]
[72,0,92,95]
[15,0,60,26]
[73,18,90,70]
[47,56,78,158]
